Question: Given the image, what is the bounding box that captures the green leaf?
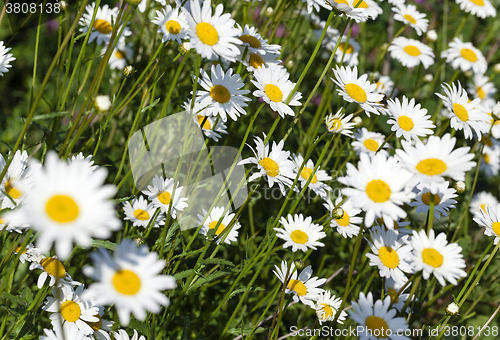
[141,98,161,113]
[173,270,193,281]
[0,292,25,305]
[187,270,237,293]
[228,287,264,300]
[91,239,116,250]
[21,287,33,305]
[226,327,265,335]
[199,258,235,267]
[128,319,148,336]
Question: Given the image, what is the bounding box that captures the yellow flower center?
[86,314,102,331]
[290,230,309,244]
[165,20,181,34]
[404,14,417,24]
[477,86,485,99]
[366,180,392,203]
[197,115,212,129]
[249,53,264,69]
[345,83,367,103]
[387,288,399,303]
[93,19,113,34]
[398,116,414,131]
[196,22,219,46]
[469,0,485,5]
[287,279,307,296]
[15,245,27,254]
[480,203,487,211]
[363,138,379,152]
[259,157,280,177]
[453,103,469,122]
[484,154,490,164]
[157,191,171,205]
[114,50,125,59]
[300,167,318,184]
[421,192,441,206]
[321,303,334,318]
[60,300,81,323]
[336,211,350,227]
[133,209,150,221]
[327,118,342,131]
[5,179,22,199]
[239,34,262,48]
[378,246,399,269]
[45,195,79,223]
[422,248,443,268]
[491,222,500,237]
[40,257,67,279]
[336,0,368,8]
[264,84,283,102]
[112,269,141,295]
[460,48,478,62]
[365,316,390,338]
[339,42,354,54]
[404,45,421,56]
[210,85,231,104]
[416,158,447,176]
[208,221,225,236]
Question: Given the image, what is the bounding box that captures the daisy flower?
[455,0,496,18]
[79,3,132,45]
[275,214,326,252]
[252,65,303,118]
[197,206,241,244]
[386,96,435,142]
[0,41,15,76]
[328,36,361,66]
[374,75,394,96]
[315,291,348,325]
[113,330,145,340]
[87,306,114,340]
[105,42,133,70]
[393,4,429,36]
[474,203,500,245]
[195,64,250,122]
[238,135,296,195]
[41,323,91,340]
[332,66,384,116]
[358,0,383,21]
[182,0,241,62]
[376,218,413,239]
[237,24,281,57]
[352,128,389,156]
[467,73,497,104]
[349,292,411,340]
[273,261,326,308]
[30,256,80,289]
[324,196,363,238]
[395,134,476,194]
[338,153,415,228]
[182,99,228,141]
[436,81,490,140]
[0,150,37,208]
[366,227,414,284]
[123,196,165,229]
[317,0,369,23]
[409,229,467,286]
[410,182,457,219]
[43,285,99,335]
[152,5,189,44]
[388,37,435,69]
[325,109,356,136]
[142,175,188,218]
[441,38,487,75]
[14,243,43,264]
[4,151,120,260]
[241,50,282,72]
[83,240,177,326]
[470,191,499,218]
[385,278,412,312]
[303,0,320,14]
[481,148,500,177]
[68,153,98,173]
[292,154,332,199]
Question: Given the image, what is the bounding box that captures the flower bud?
[126,0,142,6]
[353,116,363,127]
[333,207,344,220]
[464,70,473,78]
[294,259,305,270]
[454,181,466,194]
[179,42,190,55]
[123,65,135,77]
[446,302,460,316]
[494,63,500,74]
[265,7,274,16]
[286,59,294,69]
[59,0,68,11]
[94,95,112,112]
[426,30,438,42]
[423,74,433,83]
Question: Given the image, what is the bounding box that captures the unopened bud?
[464,70,473,78]
[294,259,305,270]
[423,74,433,83]
[123,65,135,77]
[286,60,294,69]
[179,42,190,55]
[265,7,274,16]
[353,116,363,127]
[381,43,389,51]
[426,30,438,42]
[94,95,112,112]
[59,0,68,11]
[126,0,142,6]
[333,207,344,220]
[134,238,144,246]
[446,302,460,316]
[454,181,466,194]
[494,63,500,74]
